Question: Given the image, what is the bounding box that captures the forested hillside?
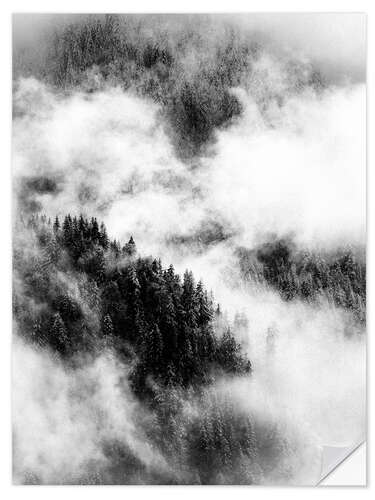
[14,215,268,484]
[12,13,366,486]
[13,14,323,158]
[14,214,251,390]
[13,214,365,484]
[237,239,366,325]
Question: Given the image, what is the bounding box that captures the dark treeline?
[14,215,363,484]
[12,14,364,485]
[14,213,251,393]
[13,14,323,157]
[13,214,268,484]
[13,215,365,484]
[237,238,366,325]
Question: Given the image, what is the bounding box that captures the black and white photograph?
[11,12,366,485]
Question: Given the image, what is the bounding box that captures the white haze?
[12,45,366,483]
[13,13,366,84]
[12,337,172,484]
[13,77,365,252]
[234,13,366,84]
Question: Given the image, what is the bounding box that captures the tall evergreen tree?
[50,312,69,354]
[123,236,136,256]
[53,216,60,233]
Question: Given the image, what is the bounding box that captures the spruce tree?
[123,236,136,256]
[53,216,60,233]
[50,312,69,354]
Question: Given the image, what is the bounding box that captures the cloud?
[13,13,366,85]
[12,16,366,484]
[13,76,365,253]
[12,337,170,484]
[203,82,366,250]
[232,13,366,83]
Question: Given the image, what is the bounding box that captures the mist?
[13,337,173,484]
[233,13,366,84]
[13,77,365,251]
[13,13,366,84]
[12,13,366,485]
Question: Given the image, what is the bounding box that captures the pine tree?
[110,239,121,257]
[32,319,46,348]
[50,312,69,354]
[101,313,114,350]
[78,214,88,238]
[145,324,163,376]
[182,270,198,327]
[102,314,114,337]
[44,234,60,265]
[99,222,109,249]
[53,216,60,233]
[123,236,136,256]
[195,281,213,326]
[62,214,73,248]
[90,217,100,242]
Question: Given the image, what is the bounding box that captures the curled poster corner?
[318,441,365,485]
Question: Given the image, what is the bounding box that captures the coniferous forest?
[12,14,366,485]
[15,214,251,387]
[13,214,257,484]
